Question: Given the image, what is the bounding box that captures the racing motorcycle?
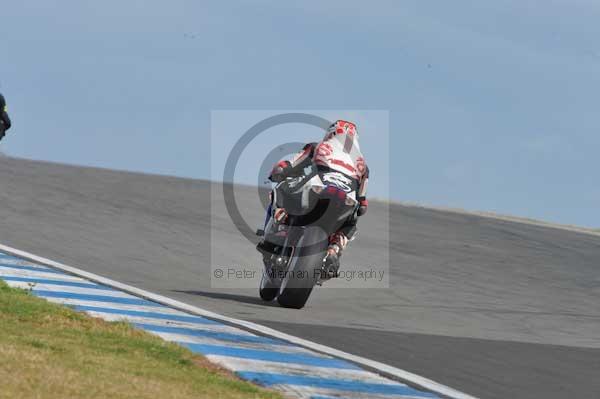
[256,165,359,309]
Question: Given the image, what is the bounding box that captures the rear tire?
[277,227,328,309]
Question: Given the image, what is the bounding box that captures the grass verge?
[0,281,283,399]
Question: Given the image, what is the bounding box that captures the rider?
[0,93,12,141]
[264,120,369,277]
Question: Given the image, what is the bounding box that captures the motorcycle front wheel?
[259,272,279,301]
[277,227,328,309]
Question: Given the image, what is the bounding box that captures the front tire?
[259,273,278,301]
[277,227,328,309]
[276,286,313,309]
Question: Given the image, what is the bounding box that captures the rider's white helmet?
[325,120,358,141]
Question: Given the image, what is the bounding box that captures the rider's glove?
[268,160,291,183]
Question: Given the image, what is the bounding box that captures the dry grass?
[0,281,283,399]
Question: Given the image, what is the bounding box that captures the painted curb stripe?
[237,372,437,397]
[181,343,361,370]
[308,395,406,399]
[134,323,291,346]
[270,387,428,399]
[33,290,162,306]
[45,298,175,314]
[90,313,257,335]
[0,263,63,274]
[0,269,90,282]
[0,276,114,290]
[202,355,392,383]
[311,397,359,399]
[13,283,128,297]
[0,245,470,399]
[151,331,317,356]
[70,305,220,324]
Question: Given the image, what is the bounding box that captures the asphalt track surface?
[1,156,599,399]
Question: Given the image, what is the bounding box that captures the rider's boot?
[256,206,288,255]
[273,207,288,224]
[323,247,340,279]
[322,232,349,279]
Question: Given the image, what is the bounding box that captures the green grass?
[0,281,283,399]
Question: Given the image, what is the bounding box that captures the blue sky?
[1,1,599,227]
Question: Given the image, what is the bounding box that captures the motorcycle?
[256,165,359,309]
